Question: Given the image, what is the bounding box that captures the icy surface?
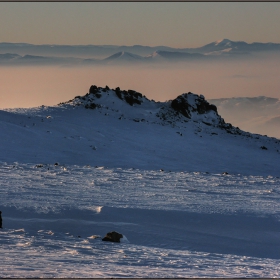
[1,163,280,277]
[0,87,280,277]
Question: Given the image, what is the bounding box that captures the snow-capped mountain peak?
[214,39,233,46]
[145,51,161,58]
[103,51,144,63]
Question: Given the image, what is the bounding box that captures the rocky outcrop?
[102,231,123,242]
[60,85,243,135]
[85,103,97,109]
[169,92,226,128]
[171,95,191,119]
[168,92,245,134]
[114,87,143,106]
[171,92,217,118]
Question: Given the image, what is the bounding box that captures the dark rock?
[171,95,191,118]
[203,121,212,126]
[261,146,268,150]
[114,87,143,106]
[171,92,218,120]
[89,85,98,94]
[102,231,123,243]
[226,130,233,134]
[197,101,217,114]
[85,103,97,109]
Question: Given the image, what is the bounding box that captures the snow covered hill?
[1,85,280,277]
[1,85,279,176]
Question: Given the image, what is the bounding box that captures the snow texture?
[0,86,280,277]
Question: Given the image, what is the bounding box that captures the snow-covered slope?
[1,85,279,176]
[195,38,280,54]
[1,163,280,277]
[1,85,280,277]
[145,50,205,61]
[102,51,145,64]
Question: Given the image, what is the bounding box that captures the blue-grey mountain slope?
[1,39,279,65]
[1,85,279,176]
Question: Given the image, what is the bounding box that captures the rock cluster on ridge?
[60,85,242,135]
[2,84,280,175]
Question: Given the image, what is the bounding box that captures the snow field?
[1,87,280,277]
[0,163,280,277]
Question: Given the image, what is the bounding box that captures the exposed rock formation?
[102,231,123,243]
[60,85,247,136]
[114,87,143,106]
[171,92,218,119]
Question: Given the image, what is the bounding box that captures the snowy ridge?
[61,85,252,136]
[1,85,279,175]
[102,51,145,64]
[214,38,234,47]
[1,85,280,277]
[62,85,229,128]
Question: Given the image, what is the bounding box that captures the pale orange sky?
[1,55,280,109]
[0,2,280,110]
[0,2,280,47]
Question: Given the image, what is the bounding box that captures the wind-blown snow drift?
[1,162,280,277]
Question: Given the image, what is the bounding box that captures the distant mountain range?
[193,39,280,54]
[0,39,280,66]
